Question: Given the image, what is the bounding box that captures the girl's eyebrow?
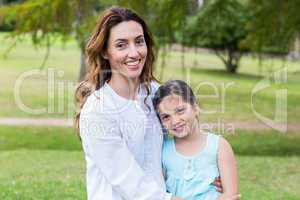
[175,106,185,112]
[158,112,168,117]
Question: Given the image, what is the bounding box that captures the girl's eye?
[161,115,170,121]
[176,108,185,114]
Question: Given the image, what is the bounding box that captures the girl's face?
[105,20,148,80]
[157,94,199,138]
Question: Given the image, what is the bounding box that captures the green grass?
[0,33,299,199]
[0,125,299,199]
[0,150,86,200]
[0,33,300,123]
[1,125,299,156]
[0,150,299,200]
[0,126,81,151]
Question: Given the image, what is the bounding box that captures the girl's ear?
[193,104,201,119]
[193,104,200,113]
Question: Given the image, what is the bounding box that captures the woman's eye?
[116,43,126,48]
[136,38,145,45]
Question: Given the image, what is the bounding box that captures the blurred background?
[0,0,299,199]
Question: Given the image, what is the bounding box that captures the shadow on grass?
[0,125,82,151]
[226,130,300,157]
[190,68,264,81]
[0,126,299,156]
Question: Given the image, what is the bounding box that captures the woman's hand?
[212,176,223,193]
[217,193,241,200]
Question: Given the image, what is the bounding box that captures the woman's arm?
[217,137,239,199]
[80,110,171,200]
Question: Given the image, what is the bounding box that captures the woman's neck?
[108,74,140,100]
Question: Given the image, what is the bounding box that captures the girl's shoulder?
[204,132,222,155]
[206,132,234,157]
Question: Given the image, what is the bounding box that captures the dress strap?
[206,133,221,157]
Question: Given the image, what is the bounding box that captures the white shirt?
[79,81,171,200]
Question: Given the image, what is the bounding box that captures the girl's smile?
[157,94,199,139]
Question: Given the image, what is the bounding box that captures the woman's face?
[157,95,198,139]
[105,20,148,80]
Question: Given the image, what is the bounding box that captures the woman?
[75,7,222,200]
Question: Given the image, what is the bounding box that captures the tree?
[185,0,251,73]
[0,0,100,81]
[0,0,191,80]
[247,0,300,55]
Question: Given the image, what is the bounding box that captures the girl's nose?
[171,115,181,127]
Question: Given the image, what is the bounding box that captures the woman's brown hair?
[74,6,158,132]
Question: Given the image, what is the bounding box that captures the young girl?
[153,80,240,200]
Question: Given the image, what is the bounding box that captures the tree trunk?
[193,47,198,68]
[225,62,237,73]
[181,44,185,75]
[225,49,241,73]
[75,0,88,82]
[78,44,86,81]
[159,45,167,80]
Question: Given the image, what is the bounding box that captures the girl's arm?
[217,137,239,199]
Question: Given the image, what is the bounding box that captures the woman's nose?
[128,44,139,58]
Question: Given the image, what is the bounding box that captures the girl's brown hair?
[74,7,158,131]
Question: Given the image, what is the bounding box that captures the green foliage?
[115,0,189,46]
[185,0,251,73]
[0,0,99,46]
[187,0,250,50]
[247,0,300,54]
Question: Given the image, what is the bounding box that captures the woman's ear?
[102,51,109,60]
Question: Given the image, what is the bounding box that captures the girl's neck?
[175,130,201,144]
[108,74,140,100]
[175,121,202,144]
[174,121,207,157]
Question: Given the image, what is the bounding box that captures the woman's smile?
[124,58,143,70]
[105,20,148,79]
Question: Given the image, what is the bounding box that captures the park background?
[0,0,299,199]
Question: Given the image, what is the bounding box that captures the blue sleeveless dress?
[162,133,221,200]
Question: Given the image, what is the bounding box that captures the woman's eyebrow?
[135,34,144,39]
[114,38,127,43]
[113,35,143,43]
